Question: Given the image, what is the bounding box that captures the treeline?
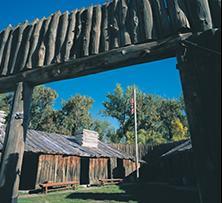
[0,84,189,144]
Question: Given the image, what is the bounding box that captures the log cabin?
[0,129,139,190]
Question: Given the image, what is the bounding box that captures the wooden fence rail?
[110,141,187,161]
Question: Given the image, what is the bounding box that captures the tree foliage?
[102,84,189,144]
[0,84,189,144]
[0,86,114,140]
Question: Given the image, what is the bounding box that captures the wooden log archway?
[0,0,221,202]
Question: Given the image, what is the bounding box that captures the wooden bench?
[99,178,123,186]
[39,181,79,193]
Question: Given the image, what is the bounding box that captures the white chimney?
[75,129,99,148]
[0,111,6,137]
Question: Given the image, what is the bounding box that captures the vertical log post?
[185,0,213,32]
[0,82,33,203]
[177,29,221,203]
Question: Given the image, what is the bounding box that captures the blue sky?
[0,0,183,128]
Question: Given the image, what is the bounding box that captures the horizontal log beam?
[0,33,192,94]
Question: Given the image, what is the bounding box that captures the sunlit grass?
[18,185,138,203]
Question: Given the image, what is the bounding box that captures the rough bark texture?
[208,0,221,28]
[185,0,213,32]
[100,3,110,52]
[177,29,221,203]
[54,11,69,63]
[127,0,140,43]
[0,0,220,78]
[90,6,102,55]
[44,11,61,65]
[15,20,37,73]
[26,18,45,69]
[81,7,93,57]
[8,22,28,74]
[0,82,33,203]
[0,26,13,75]
[117,0,132,46]
[62,10,77,61]
[167,0,191,33]
[150,0,171,38]
[70,9,84,59]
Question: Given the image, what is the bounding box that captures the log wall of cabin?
[26,153,140,188]
[110,158,139,179]
[123,159,138,177]
[89,158,109,185]
[35,154,80,187]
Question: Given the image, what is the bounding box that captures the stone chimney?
[0,111,6,137]
[75,129,99,148]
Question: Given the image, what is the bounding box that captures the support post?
[177,29,221,203]
[0,82,33,203]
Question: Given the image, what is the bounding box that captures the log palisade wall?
[0,0,220,79]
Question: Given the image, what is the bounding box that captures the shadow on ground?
[66,192,136,202]
[121,183,200,203]
[66,183,200,203]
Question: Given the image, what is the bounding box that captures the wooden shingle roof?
[0,129,133,160]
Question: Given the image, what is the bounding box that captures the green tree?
[58,95,94,135]
[102,84,128,141]
[102,84,189,144]
[0,93,13,116]
[157,98,189,141]
[91,119,116,142]
[29,86,58,131]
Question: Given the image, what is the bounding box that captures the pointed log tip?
[56,10,62,15]
[8,24,13,29]
[32,18,39,24]
[63,11,69,15]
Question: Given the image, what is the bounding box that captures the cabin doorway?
[80,157,90,185]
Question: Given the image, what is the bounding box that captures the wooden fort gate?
[0,0,221,202]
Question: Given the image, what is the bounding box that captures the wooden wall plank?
[117,0,132,46]
[54,11,69,63]
[0,26,13,74]
[90,6,102,55]
[14,20,37,73]
[35,155,81,185]
[185,0,213,32]
[208,0,221,28]
[108,0,119,50]
[150,0,171,38]
[81,7,93,57]
[0,27,14,76]
[70,9,84,59]
[100,3,110,52]
[127,0,140,44]
[44,11,61,65]
[8,22,28,74]
[26,18,45,69]
[89,158,109,185]
[166,0,191,33]
[62,10,77,62]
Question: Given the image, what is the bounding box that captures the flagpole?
[134,87,139,179]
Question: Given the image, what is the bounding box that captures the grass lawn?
[18,185,138,203]
[18,183,200,203]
